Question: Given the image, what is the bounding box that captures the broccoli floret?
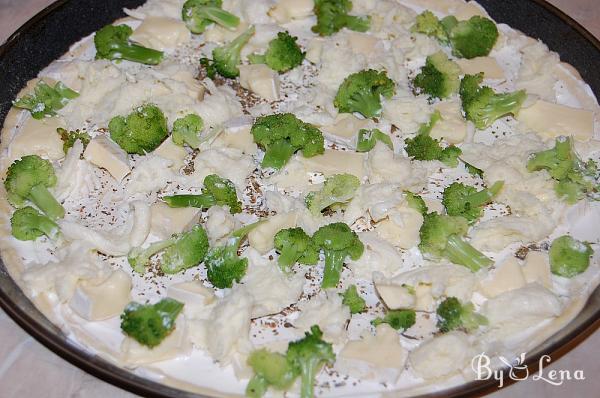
[549,235,593,278]
[56,128,91,154]
[251,113,325,169]
[413,51,461,100]
[404,191,428,215]
[447,16,499,59]
[286,325,335,398]
[127,225,209,274]
[109,104,168,154]
[371,309,416,331]
[442,181,504,224]
[305,173,360,216]
[273,227,320,270]
[182,0,240,34]
[334,69,395,118]
[10,206,60,241]
[411,11,449,43]
[211,26,255,78]
[205,221,262,288]
[246,349,298,398]
[419,212,493,272]
[4,155,64,220]
[436,296,488,333]
[312,222,364,289]
[94,24,164,65]
[405,110,462,167]
[171,113,204,149]
[527,136,600,204]
[13,80,79,119]
[341,285,366,314]
[312,0,370,37]
[459,73,526,129]
[248,31,305,72]
[163,174,242,214]
[120,298,184,348]
[356,128,393,152]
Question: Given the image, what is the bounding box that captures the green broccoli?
[527,136,599,204]
[127,225,209,274]
[200,56,217,79]
[419,212,493,272]
[13,80,79,119]
[413,51,461,100]
[120,298,184,348]
[312,222,364,289]
[171,113,204,149]
[341,285,366,314]
[405,110,462,167]
[305,173,360,216]
[94,24,164,65]
[312,0,370,36]
[210,26,255,78]
[436,296,488,333]
[246,349,298,398]
[459,73,527,129]
[356,128,393,152]
[10,206,60,241]
[204,221,262,289]
[371,309,416,331]
[182,0,240,34]
[404,191,428,215]
[163,174,242,214]
[273,227,320,270]
[446,16,499,59]
[4,155,64,220]
[248,31,305,72]
[286,325,335,398]
[251,113,325,170]
[334,69,395,118]
[108,104,168,154]
[463,159,484,178]
[411,11,449,43]
[549,235,593,278]
[56,128,91,154]
[442,181,504,224]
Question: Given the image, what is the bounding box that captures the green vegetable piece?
[459,73,526,129]
[273,227,319,270]
[13,80,79,119]
[312,222,364,289]
[212,26,255,78]
[371,309,416,331]
[411,11,449,43]
[448,16,499,59]
[251,113,324,170]
[163,174,242,214]
[200,56,217,79]
[549,235,593,278]
[248,31,305,72]
[57,128,91,154]
[334,69,395,118]
[94,24,164,65]
[356,128,393,152]
[120,298,184,348]
[305,173,360,216]
[171,113,204,149]
[109,104,168,154]
[182,0,240,34]
[341,285,366,314]
[413,51,461,100]
[419,212,493,272]
[10,206,60,241]
[312,0,370,37]
[4,155,64,220]
[405,110,462,167]
[436,296,487,333]
[463,159,484,178]
[286,325,335,398]
[246,348,298,397]
[442,181,504,224]
[404,191,428,215]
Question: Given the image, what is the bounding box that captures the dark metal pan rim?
[0,0,599,397]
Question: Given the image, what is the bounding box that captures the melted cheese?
[518,100,594,141]
[69,270,132,321]
[150,203,201,240]
[456,57,505,80]
[299,149,366,179]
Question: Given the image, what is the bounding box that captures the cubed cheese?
[239,64,280,101]
[153,138,188,169]
[522,251,552,289]
[215,116,257,154]
[478,257,526,298]
[319,114,373,148]
[8,116,65,163]
[168,281,215,317]
[456,57,505,80]
[69,270,131,321]
[248,212,298,254]
[83,135,131,181]
[374,283,415,309]
[130,17,190,51]
[517,100,594,141]
[150,202,201,240]
[299,149,366,179]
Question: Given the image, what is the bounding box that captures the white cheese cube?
[478,257,526,298]
[150,202,201,240]
[83,135,131,181]
[248,212,298,254]
[8,116,65,164]
[239,64,281,101]
[154,138,188,169]
[130,17,190,51]
[299,149,367,179]
[374,283,416,310]
[168,281,215,317]
[522,251,552,289]
[517,100,594,141]
[456,57,505,80]
[69,270,132,321]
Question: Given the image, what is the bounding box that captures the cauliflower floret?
[344,183,405,224]
[196,79,244,129]
[293,292,351,344]
[127,154,182,196]
[409,332,474,380]
[382,96,432,136]
[375,206,423,249]
[347,231,403,279]
[318,35,368,93]
[515,39,559,102]
[192,147,254,189]
[367,143,429,191]
[268,0,314,23]
[205,206,237,245]
[54,140,99,202]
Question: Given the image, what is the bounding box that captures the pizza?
[1,0,599,396]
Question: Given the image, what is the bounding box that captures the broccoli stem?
[163,194,216,208]
[465,181,504,208]
[29,184,64,220]
[198,6,240,29]
[113,43,164,65]
[478,91,526,127]
[321,250,345,289]
[341,15,370,32]
[37,216,60,240]
[245,375,268,398]
[129,239,175,273]
[298,360,319,398]
[445,234,492,272]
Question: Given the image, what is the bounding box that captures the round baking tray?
[0,1,599,397]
